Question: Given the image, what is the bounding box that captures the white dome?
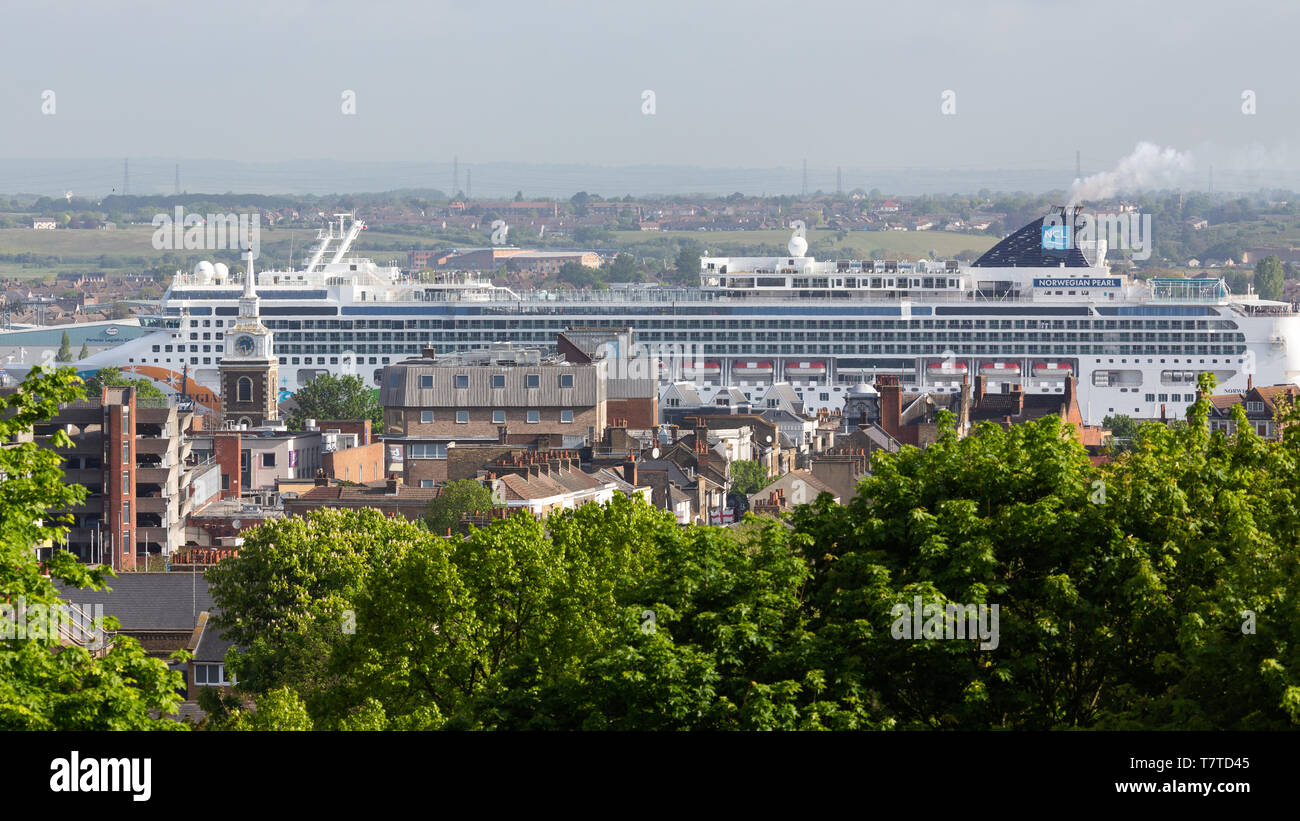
[213,262,230,281]
[193,261,215,284]
[788,235,808,257]
[848,382,877,397]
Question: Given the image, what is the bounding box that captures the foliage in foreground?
[206,373,1300,730]
[0,366,185,730]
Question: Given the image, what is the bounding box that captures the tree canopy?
[1255,253,1285,301]
[0,366,186,730]
[80,366,166,401]
[424,479,496,536]
[285,372,382,430]
[199,372,1300,730]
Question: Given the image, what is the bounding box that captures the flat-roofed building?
[380,345,606,487]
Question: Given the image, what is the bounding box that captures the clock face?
[234,335,255,356]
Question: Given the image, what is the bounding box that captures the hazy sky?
[3,0,1299,191]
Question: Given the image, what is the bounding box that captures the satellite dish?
[231,519,242,529]
[651,447,661,459]
[766,434,773,443]
[788,235,808,257]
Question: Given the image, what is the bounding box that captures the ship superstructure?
[63,209,1300,426]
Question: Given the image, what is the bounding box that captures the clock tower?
[219,249,278,427]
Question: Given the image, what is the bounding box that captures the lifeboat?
[926,361,968,373]
[785,361,827,377]
[682,360,722,377]
[1032,362,1073,376]
[733,360,774,376]
[979,362,1021,375]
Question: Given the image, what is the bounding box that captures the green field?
[0,225,999,280]
[613,228,997,259]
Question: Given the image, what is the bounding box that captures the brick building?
[380,345,606,487]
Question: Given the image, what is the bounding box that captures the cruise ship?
[55,209,1300,426]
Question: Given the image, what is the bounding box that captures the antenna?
[466,168,471,200]
[836,166,842,195]
[174,163,180,195]
[122,158,129,196]
[453,155,459,196]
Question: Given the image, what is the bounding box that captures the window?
[388,373,400,388]
[455,374,469,389]
[419,479,435,488]
[194,663,234,687]
[122,470,130,493]
[221,473,229,491]
[1144,393,1155,402]
[123,500,130,521]
[408,443,447,459]
[237,377,253,403]
[526,374,540,389]
[456,411,469,424]
[559,373,574,388]
[560,410,574,424]
[420,411,434,423]
[261,452,276,468]
[418,375,433,389]
[492,374,505,389]
[527,410,540,424]
[1246,401,1265,413]
[492,410,506,424]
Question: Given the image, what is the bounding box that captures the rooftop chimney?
[876,375,902,439]
[385,473,402,495]
[622,451,637,486]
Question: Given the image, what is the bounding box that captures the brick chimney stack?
[385,473,403,495]
[876,374,902,439]
[622,451,637,486]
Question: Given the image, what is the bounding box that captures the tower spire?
[243,247,256,299]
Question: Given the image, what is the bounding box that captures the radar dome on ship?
[193,261,215,283]
[213,262,230,282]
[788,235,808,257]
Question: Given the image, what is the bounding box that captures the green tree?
[77,342,89,360]
[1255,253,1284,300]
[285,372,382,430]
[0,365,186,730]
[424,479,495,536]
[81,366,166,401]
[55,331,72,362]
[729,459,770,495]
[673,243,702,283]
[556,261,605,290]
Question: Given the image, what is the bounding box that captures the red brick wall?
[213,432,242,500]
[323,442,386,484]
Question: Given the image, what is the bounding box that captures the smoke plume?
[1068,142,1194,205]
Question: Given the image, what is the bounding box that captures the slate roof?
[56,573,213,631]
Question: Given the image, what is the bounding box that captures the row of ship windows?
[262,318,1235,332]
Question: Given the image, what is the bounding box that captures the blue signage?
[1033,278,1121,288]
[1041,224,1071,250]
